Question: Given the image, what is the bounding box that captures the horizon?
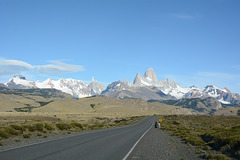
[1,0,240,93]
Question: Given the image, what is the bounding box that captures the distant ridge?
[102,68,240,104]
[5,75,105,98]
[2,68,240,104]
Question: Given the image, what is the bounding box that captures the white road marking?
[122,120,154,160]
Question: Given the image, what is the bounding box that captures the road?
[0,116,154,160]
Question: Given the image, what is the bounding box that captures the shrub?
[23,134,30,138]
[35,123,44,132]
[71,122,83,129]
[5,127,18,135]
[0,129,9,139]
[10,124,24,131]
[37,133,42,136]
[56,123,70,130]
[44,123,54,130]
[90,104,95,109]
[24,125,36,132]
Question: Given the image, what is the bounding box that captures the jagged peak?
[144,68,158,82]
[224,87,231,93]
[12,75,26,80]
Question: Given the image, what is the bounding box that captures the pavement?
[0,116,203,160]
[127,124,203,160]
[0,116,154,160]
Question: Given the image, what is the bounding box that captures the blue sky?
[0,0,240,93]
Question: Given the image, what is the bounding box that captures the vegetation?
[56,123,70,130]
[90,104,95,109]
[23,134,31,138]
[161,115,240,159]
[0,114,145,147]
[0,129,9,139]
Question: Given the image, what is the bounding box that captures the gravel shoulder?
[128,126,203,160]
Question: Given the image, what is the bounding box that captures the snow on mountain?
[6,76,105,98]
[4,68,240,104]
[5,75,36,89]
[103,68,240,104]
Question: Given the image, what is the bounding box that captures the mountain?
[5,76,105,98]
[157,97,223,114]
[0,83,8,89]
[102,68,240,104]
[101,80,175,100]
[3,68,240,104]
[5,75,37,89]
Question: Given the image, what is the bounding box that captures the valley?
[0,68,240,160]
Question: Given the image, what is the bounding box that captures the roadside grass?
[161,115,240,160]
[0,115,145,147]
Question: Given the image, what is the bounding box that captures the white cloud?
[171,14,194,19]
[0,59,33,75]
[196,72,238,80]
[0,59,85,76]
[35,60,85,74]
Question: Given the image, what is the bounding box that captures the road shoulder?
[128,127,203,160]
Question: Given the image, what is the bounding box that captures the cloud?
[196,72,238,80]
[35,60,85,74]
[0,59,33,76]
[0,59,85,76]
[171,14,195,20]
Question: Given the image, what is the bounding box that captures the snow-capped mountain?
[5,76,104,98]
[6,75,37,89]
[102,68,240,104]
[4,68,240,104]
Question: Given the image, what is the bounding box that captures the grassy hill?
[33,95,178,116]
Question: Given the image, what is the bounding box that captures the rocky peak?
[13,75,26,80]
[133,72,143,86]
[224,87,231,93]
[144,68,158,83]
[6,75,36,89]
[123,78,128,84]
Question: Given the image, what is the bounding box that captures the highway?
[0,116,155,160]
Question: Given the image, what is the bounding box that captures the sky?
[0,0,240,93]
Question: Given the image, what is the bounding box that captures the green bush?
[184,136,205,146]
[56,123,70,130]
[23,134,30,138]
[5,127,18,135]
[10,124,24,131]
[37,133,42,136]
[0,129,9,139]
[35,123,44,132]
[71,122,83,129]
[24,125,36,132]
[44,123,54,130]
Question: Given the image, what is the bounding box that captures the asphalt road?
[0,116,154,160]
[128,123,203,160]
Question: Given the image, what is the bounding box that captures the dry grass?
[161,115,240,160]
[0,111,146,147]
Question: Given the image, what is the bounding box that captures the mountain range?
[102,68,240,104]
[3,75,104,98]
[1,68,240,104]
